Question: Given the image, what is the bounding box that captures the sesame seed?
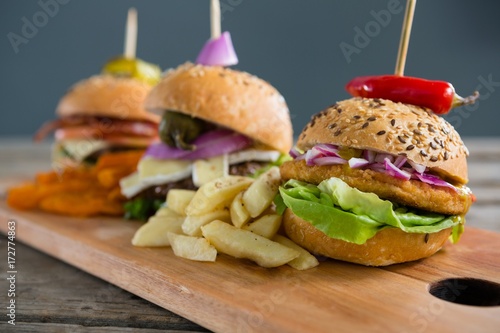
[377,130,386,135]
[413,129,423,135]
[397,136,407,144]
[391,119,396,126]
[337,108,343,114]
[406,145,415,151]
[362,122,369,129]
[430,142,437,149]
[353,115,361,120]
[368,116,377,121]
[444,152,449,160]
[420,150,428,157]
[430,156,438,162]
[334,129,342,136]
[328,123,337,129]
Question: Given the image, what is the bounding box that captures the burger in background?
[7,57,162,217]
[34,57,161,170]
[277,97,474,266]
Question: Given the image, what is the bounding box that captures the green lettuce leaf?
[124,198,164,221]
[279,178,463,245]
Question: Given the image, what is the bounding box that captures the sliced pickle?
[102,56,161,85]
[159,111,207,150]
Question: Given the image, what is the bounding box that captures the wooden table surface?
[0,137,499,332]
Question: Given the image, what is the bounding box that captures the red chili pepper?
[345,75,479,115]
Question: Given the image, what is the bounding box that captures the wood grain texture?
[0,236,207,333]
[0,200,499,333]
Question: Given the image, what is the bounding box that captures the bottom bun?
[283,209,452,266]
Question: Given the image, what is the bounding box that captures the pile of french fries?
[132,167,319,270]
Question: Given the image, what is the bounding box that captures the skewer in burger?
[120,33,293,220]
[278,96,474,266]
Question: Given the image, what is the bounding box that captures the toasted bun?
[283,209,452,266]
[145,62,293,153]
[56,75,159,123]
[298,98,468,184]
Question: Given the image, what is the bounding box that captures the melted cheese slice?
[120,149,281,198]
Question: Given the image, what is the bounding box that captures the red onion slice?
[143,129,252,160]
[289,147,303,159]
[384,157,411,180]
[348,157,370,168]
[394,155,407,168]
[363,149,376,163]
[313,156,348,166]
[414,173,457,191]
[314,144,340,156]
[408,160,427,174]
[375,153,394,163]
[196,31,238,67]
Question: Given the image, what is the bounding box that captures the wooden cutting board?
[1,198,499,333]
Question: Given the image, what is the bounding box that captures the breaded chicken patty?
[280,159,472,216]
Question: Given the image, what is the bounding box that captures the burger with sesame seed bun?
[277,97,474,266]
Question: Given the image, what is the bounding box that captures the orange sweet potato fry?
[98,200,125,216]
[97,167,133,188]
[95,150,144,171]
[107,187,125,202]
[8,151,136,217]
[7,183,41,210]
[39,193,103,217]
[36,180,96,198]
[36,167,96,184]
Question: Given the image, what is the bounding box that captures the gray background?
[1,0,499,138]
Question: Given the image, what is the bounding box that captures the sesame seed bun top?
[297,97,469,184]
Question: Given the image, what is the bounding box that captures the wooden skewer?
[211,0,221,39]
[124,7,138,59]
[394,0,417,76]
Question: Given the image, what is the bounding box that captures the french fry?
[242,214,282,239]
[230,191,250,228]
[185,176,253,216]
[155,206,180,218]
[201,220,299,268]
[182,209,231,237]
[242,167,281,218]
[166,189,196,215]
[273,235,319,270]
[132,215,184,247]
[167,232,217,262]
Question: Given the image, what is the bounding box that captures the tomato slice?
[34,116,159,142]
[54,128,158,147]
